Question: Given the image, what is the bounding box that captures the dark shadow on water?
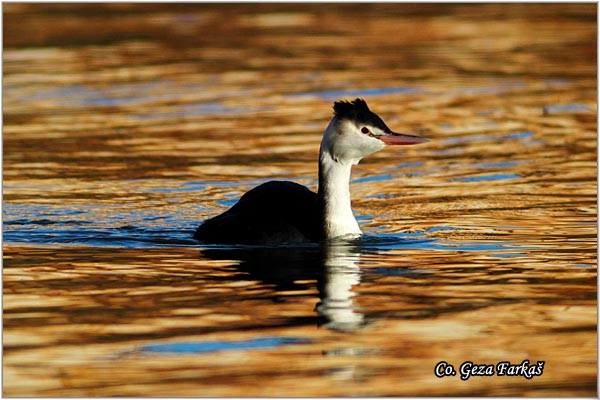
[199,235,429,332]
[201,244,324,291]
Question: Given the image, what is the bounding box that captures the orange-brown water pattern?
[3,3,597,397]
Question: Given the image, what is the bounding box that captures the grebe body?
[194,98,428,244]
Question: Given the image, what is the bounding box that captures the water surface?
[3,3,596,397]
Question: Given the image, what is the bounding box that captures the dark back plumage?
[194,180,322,245]
[333,98,392,133]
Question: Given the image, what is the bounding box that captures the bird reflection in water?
[200,238,365,331]
[315,239,364,331]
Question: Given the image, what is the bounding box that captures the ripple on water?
[470,160,529,168]
[395,161,425,168]
[360,228,529,256]
[291,86,423,100]
[440,131,535,145]
[489,253,528,258]
[3,203,200,248]
[453,173,521,182]
[352,173,394,184]
[543,103,590,114]
[139,336,312,355]
[4,201,530,256]
[132,102,256,120]
[16,80,259,119]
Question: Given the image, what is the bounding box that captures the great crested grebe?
[194,98,429,244]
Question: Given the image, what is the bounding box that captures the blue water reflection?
[441,131,535,145]
[454,173,521,182]
[543,104,590,114]
[4,201,526,257]
[141,336,312,354]
[292,86,423,100]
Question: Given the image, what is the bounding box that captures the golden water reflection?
[3,3,597,397]
[4,244,596,396]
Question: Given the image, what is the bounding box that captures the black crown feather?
[332,98,392,133]
[333,98,370,120]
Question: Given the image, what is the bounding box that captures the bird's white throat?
[318,150,362,238]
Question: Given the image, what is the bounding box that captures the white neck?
[318,147,362,239]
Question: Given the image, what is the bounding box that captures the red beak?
[379,132,430,145]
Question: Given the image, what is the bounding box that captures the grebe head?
[321,98,429,165]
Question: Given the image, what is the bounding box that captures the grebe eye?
[361,127,370,134]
